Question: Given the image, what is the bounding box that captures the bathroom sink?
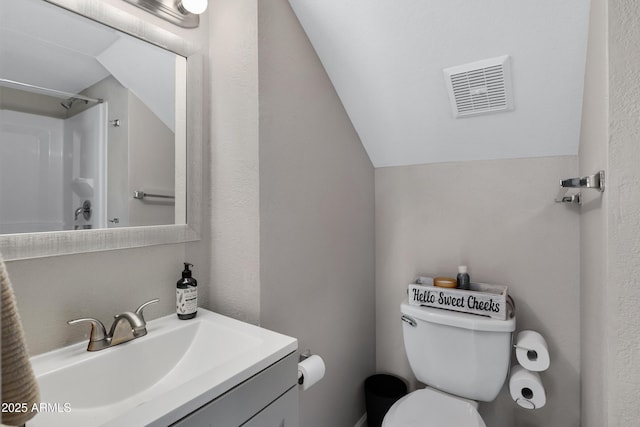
[29,308,297,427]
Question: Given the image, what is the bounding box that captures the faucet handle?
[134,298,159,323]
[67,317,108,342]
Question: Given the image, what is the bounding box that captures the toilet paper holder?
[555,170,605,205]
[299,349,312,361]
[298,350,311,384]
[297,350,326,391]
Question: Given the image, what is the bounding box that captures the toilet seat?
[382,388,486,427]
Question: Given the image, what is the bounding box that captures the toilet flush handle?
[401,315,417,327]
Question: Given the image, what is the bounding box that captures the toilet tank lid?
[401,302,515,332]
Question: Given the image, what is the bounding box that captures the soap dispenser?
[176,262,198,319]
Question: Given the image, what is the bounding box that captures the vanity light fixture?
[177,0,208,15]
[122,0,208,28]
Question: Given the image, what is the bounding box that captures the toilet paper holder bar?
[299,349,311,362]
[513,344,535,351]
[515,397,537,410]
[298,349,311,384]
[513,344,539,362]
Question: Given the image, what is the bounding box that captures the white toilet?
[383,301,516,427]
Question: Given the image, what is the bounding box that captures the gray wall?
[375,156,581,427]
[258,1,375,426]
[128,92,176,227]
[6,245,199,355]
[207,0,261,325]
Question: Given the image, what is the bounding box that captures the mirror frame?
[0,0,203,260]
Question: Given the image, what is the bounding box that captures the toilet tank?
[400,302,515,402]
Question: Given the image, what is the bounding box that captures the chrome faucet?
[68,299,159,351]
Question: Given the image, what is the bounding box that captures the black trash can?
[364,374,407,427]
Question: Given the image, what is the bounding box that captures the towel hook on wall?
[555,170,605,205]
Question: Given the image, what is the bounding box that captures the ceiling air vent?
[443,55,514,118]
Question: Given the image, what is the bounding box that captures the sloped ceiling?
[288,0,591,167]
[0,0,115,95]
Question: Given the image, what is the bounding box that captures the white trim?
[354,413,367,427]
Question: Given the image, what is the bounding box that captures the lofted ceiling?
[288,0,591,167]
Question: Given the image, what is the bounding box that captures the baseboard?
[354,413,367,427]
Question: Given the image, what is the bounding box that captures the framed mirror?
[0,0,203,260]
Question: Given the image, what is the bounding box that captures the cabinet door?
[171,353,298,427]
[242,387,299,427]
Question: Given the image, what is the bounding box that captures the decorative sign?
[408,277,508,320]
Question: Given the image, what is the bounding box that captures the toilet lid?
[383,389,486,427]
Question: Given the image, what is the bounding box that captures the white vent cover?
[443,55,514,118]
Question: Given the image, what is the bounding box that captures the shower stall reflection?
[0,92,107,234]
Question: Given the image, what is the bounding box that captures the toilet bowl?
[382,387,485,427]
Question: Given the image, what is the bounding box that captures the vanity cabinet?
[171,352,299,427]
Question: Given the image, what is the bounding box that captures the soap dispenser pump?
[176,262,198,319]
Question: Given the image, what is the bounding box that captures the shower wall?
[0,110,64,233]
[0,104,107,233]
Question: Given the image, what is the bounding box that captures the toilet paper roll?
[509,365,546,409]
[298,355,326,391]
[515,330,550,372]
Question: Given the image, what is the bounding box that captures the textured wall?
[258,1,376,426]
[607,0,640,424]
[375,156,581,427]
[207,0,261,324]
